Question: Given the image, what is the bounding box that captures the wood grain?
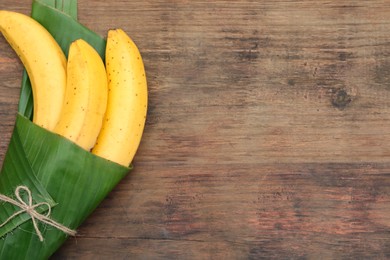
[1,0,390,259]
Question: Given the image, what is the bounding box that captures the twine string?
[0,186,76,241]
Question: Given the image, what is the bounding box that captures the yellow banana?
[0,10,66,130]
[54,39,108,151]
[92,29,147,166]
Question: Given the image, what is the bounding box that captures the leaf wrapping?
[0,115,129,259]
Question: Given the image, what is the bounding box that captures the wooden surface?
[1,0,390,259]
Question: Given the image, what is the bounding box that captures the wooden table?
[1,0,390,259]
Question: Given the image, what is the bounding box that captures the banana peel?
[0,0,132,258]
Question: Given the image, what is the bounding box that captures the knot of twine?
[0,186,76,241]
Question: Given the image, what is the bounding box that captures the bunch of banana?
[0,11,147,166]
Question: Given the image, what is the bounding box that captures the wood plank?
[55,163,390,259]
[0,0,389,259]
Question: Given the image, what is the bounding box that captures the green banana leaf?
[0,115,129,259]
[34,0,78,19]
[0,0,131,259]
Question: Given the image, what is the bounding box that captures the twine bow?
[0,186,76,241]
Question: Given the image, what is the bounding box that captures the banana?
[92,29,147,166]
[54,39,108,151]
[0,10,66,130]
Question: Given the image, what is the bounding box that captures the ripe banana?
[54,39,108,151]
[0,10,66,130]
[92,29,147,166]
